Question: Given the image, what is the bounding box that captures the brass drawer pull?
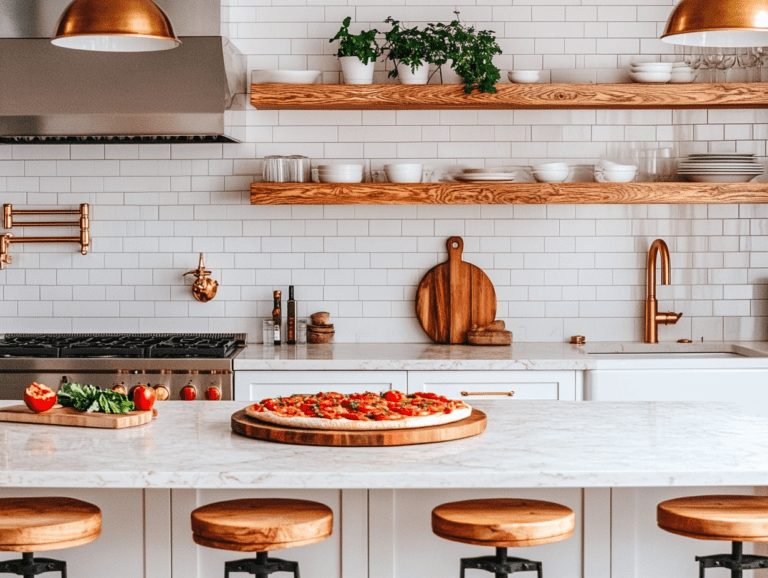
[460,390,515,397]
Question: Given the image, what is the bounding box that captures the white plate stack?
[677,154,764,183]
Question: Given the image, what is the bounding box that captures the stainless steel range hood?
[0,0,244,143]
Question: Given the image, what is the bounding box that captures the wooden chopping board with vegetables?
[416,236,497,344]
[0,381,155,429]
[0,405,153,429]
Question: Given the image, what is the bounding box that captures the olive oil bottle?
[287,285,297,344]
[272,290,282,345]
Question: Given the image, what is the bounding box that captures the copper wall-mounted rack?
[1,204,90,269]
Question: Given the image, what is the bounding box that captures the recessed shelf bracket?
[1,204,91,269]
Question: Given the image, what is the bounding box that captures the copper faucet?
[644,239,682,343]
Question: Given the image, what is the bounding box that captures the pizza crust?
[245,404,472,431]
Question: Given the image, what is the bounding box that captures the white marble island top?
[2,400,768,490]
[234,341,768,371]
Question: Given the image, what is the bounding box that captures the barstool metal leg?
[694,541,768,578]
[459,547,543,577]
[223,551,300,578]
[0,552,66,578]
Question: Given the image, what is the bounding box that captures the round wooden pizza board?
[231,408,487,447]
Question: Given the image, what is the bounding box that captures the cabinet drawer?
[234,371,407,402]
[407,371,577,401]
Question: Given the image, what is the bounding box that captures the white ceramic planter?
[339,56,376,84]
[396,62,429,85]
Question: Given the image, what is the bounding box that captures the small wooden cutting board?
[416,237,497,344]
[0,405,153,429]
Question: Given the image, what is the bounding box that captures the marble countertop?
[234,341,768,371]
[3,400,768,489]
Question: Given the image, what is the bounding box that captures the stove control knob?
[111,384,128,396]
[205,386,221,401]
[180,384,197,401]
[153,385,170,401]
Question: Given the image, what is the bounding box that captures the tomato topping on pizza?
[251,391,468,422]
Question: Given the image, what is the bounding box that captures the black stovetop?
[0,333,246,359]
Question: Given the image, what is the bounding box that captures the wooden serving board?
[0,405,154,429]
[231,408,487,447]
[416,237,497,344]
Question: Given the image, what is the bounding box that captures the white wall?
[0,0,766,343]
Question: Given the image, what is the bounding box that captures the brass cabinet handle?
[460,390,515,397]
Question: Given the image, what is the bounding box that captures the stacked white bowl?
[670,62,695,83]
[508,70,540,84]
[628,61,673,83]
[317,164,364,183]
[531,162,569,183]
[384,163,423,183]
[594,160,638,182]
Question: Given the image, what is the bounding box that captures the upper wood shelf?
[250,82,768,110]
[250,182,768,205]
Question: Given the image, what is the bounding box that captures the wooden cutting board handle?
[446,237,467,343]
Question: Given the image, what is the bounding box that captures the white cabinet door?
[235,371,408,401]
[407,370,580,400]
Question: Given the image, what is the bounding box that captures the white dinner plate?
[683,174,760,182]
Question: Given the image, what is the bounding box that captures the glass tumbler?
[289,156,311,182]
[297,318,308,345]
[263,156,288,182]
[262,319,275,346]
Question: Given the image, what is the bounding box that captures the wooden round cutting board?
[416,237,497,344]
[231,408,487,447]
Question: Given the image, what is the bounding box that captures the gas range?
[0,333,246,401]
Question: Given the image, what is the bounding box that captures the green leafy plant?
[425,12,502,94]
[57,382,135,414]
[330,16,379,65]
[381,17,437,78]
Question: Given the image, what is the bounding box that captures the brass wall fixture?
[644,238,683,344]
[0,204,90,269]
[183,253,219,302]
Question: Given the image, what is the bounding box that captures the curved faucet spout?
[644,238,681,344]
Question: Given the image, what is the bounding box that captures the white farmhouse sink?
[583,342,752,358]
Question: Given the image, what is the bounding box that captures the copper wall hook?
[183,253,219,302]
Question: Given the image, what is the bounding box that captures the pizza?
[245,390,472,431]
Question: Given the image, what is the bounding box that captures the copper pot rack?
[1,204,90,269]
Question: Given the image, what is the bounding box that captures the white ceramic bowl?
[595,168,637,183]
[318,174,363,183]
[251,70,322,84]
[630,63,673,72]
[629,71,671,83]
[532,169,569,183]
[317,164,364,183]
[532,162,568,172]
[508,70,540,83]
[670,73,695,83]
[384,163,423,183]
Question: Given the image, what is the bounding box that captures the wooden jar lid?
[0,497,101,553]
[658,495,768,541]
[191,498,333,552]
[432,498,575,548]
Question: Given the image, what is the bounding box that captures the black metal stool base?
[224,551,300,578]
[460,547,543,578]
[0,552,67,578]
[696,541,768,578]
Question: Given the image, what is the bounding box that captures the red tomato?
[24,382,57,413]
[384,390,405,403]
[133,385,156,411]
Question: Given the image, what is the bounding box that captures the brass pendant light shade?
[661,0,768,47]
[52,0,181,52]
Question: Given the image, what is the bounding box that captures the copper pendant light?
[661,0,768,47]
[52,0,181,52]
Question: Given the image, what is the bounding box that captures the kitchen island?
[1,400,767,578]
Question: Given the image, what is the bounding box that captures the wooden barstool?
[0,497,101,578]
[432,498,575,578]
[191,498,333,578]
[658,495,768,578]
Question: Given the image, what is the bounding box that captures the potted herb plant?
[381,17,434,84]
[330,17,380,84]
[425,12,502,94]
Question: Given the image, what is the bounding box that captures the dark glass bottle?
[287,286,296,345]
[272,290,282,345]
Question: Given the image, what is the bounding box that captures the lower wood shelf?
[250,182,768,205]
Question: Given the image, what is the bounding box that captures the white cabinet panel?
[235,371,408,401]
[0,488,153,578]
[407,370,579,400]
[380,488,583,578]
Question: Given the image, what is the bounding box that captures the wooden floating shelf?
[251,82,768,110]
[250,182,768,205]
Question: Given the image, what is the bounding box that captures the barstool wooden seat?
[658,495,768,578]
[191,498,333,578]
[432,498,575,577]
[0,497,101,578]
